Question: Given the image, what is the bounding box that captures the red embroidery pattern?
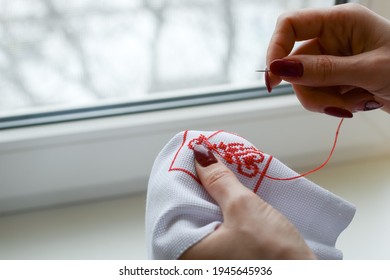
[188,134,265,178]
[169,130,272,193]
[169,118,344,192]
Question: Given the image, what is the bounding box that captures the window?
[5,0,389,217]
[0,0,341,129]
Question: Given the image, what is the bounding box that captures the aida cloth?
[146,130,356,260]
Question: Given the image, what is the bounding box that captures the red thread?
[253,155,273,193]
[263,118,344,181]
[170,130,266,187]
[169,118,344,189]
[169,130,201,184]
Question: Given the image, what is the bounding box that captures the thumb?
[270,53,370,88]
[193,144,253,213]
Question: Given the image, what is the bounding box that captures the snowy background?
[0,0,333,115]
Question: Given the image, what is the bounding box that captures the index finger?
[266,7,332,65]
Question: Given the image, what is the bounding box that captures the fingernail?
[354,100,383,112]
[270,59,304,77]
[324,107,353,118]
[193,144,218,167]
[265,70,272,93]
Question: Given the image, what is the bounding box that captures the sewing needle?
[256,68,272,93]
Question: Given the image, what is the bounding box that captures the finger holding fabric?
[179,144,316,260]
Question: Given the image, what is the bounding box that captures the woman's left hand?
[179,144,316,260]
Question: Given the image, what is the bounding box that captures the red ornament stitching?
[169,130,272,192]
[168,118,344,189]
[188,135,264,178]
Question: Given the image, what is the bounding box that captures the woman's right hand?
[266,3,390,116]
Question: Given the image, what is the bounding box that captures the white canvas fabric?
[146,130,356,260]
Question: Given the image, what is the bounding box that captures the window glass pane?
[0,0,335,116]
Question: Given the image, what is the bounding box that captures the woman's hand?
[179,144,316,260]
[266,3,390,115]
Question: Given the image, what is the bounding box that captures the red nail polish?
[193,144,218,167]
[265,70,272,93]
[324,107,353,118]
[270,59,304,77]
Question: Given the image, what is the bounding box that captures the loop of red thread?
[263,118,344,181]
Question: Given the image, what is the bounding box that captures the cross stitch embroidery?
[169,130,272,193]
[168,118,344,188]
[188,134,265,178]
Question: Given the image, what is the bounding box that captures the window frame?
[0,84,290,130]
[0,0,347,130]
